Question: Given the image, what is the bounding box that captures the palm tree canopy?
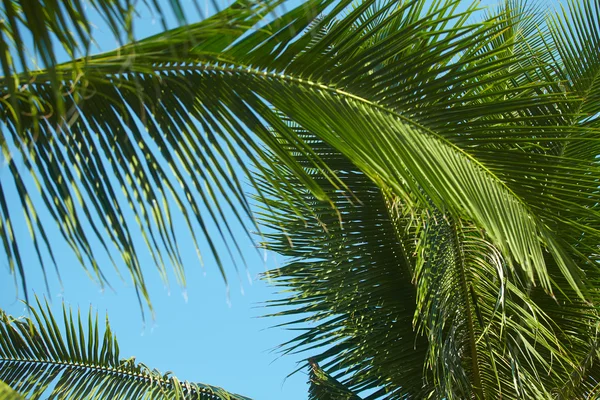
[1,0,597,307]
[2,0,600,398]
[0,297,251,400]
[253,0,600,398]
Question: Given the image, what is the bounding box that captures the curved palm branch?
[0,297,251,400]
[2,0,600,314]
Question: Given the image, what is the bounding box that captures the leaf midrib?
[11,58,532,219]
[0,357,220,398]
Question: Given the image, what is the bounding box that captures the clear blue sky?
[0,0,556,399]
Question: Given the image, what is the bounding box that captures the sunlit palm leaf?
[3,0,600,318]
[0,297,251,400]
[3,0,600,398]
[0,0,342,310]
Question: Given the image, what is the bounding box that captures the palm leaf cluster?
[0,0,330,310]
[0,0,206,125]
[0,297,249,400]
[253,0,600,398]
[2,0,600,398]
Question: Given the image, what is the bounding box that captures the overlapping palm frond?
[408,213,600,399]
[4,0,600,312]
[0,0,208,123]
[4,1,600,397]
[0,297,250,400]
[257,125,600,398]
[0,0,344,309]
[547,0,600,128]
[252,1,600,398]
[257,126,429,398]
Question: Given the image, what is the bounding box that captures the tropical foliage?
[2,0,600,398]
[0,297,249,399]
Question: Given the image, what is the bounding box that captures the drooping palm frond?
[3,0,600,316]
[0,297,251,400]
[257,126,429,398]
[0,0,344,310]
[3,0,600,397]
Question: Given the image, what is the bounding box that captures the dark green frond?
[259,133,600,398]
[0,0,342,310]
[0,297,251,400]
[257,126,430,398]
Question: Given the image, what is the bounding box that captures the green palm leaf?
[4,0,598,313]
[258,130,600,398]
[0,297,250,400]
[0,0,208,137]
[255,1,600,396]
[0,0,342,310]
[3,0,600,398]
[257,126,429,398]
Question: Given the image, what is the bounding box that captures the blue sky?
[0,0,560,399]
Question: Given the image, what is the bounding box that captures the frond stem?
[450,217,483,399]
[0,357,221,399]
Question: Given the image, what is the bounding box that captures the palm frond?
[543,0,600,180]
[3,0,600,316]
[3,0,600,397]
[547,0,600,127]
[258,118,600,399]
[229,0,600,301]
[0,0,213,119]
[0,0,342,310]
[409,211,599,399]
[0,297,250,400]
[257,126,429,398]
